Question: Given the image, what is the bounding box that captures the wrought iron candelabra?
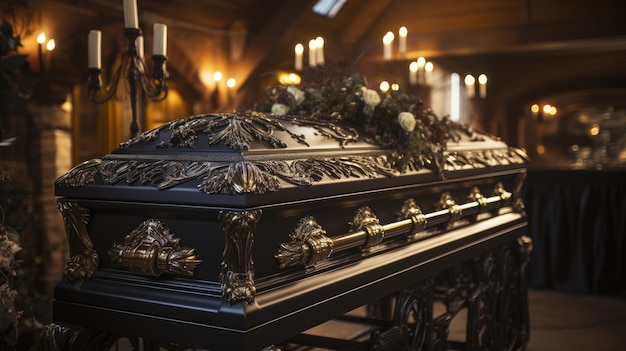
[87,28,168,137]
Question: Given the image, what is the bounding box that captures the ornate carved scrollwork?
[109,219,202,277]
[219,210,262,304]
[57,201,99,281]
[274,216,333,269]
[55,159,101,187]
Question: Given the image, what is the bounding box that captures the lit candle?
[417,56,426,83]
[464,74,475,98]
[424,61,433,85]
[308,39,317,66]
[294,43,303,71]
[315,36,324,65]
[409,61,418,85]
[383,31,394,60]
[398,27,407,55]
[478,74,487,98]
[153,23,167,56]
[123,0,139,29]
[88,30,102,69]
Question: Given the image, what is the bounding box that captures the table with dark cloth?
[522,167,626,296]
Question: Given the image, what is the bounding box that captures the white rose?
[287,86,306,105]
[271,103,290,115]
[397,112,416,132]
[360,87,381,108]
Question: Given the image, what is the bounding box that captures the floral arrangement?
[254,67,464,176]
[0,170,24,346]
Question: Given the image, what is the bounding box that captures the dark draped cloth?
[522,168,626,296]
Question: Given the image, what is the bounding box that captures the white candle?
[294,43,303,71]
[308,39,317,66]
[409,61,418,85]
[383,31,394,60]
[136,35,144,59]
[464,74,475,98]
[398,27,407,55]
[153,23,167,56]
[88,30,102,69]
[478,74,487,98]
[315,36,324,65]
[424,61,433,85]
[123,0,139,29]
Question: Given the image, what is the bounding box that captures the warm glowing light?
[536,145,545,155]
[200,71,213,86]
[417,57,426,67]
[226,77,236,88]
[37,33,46,44]
[46,39,56,51]
[278,72,301,85]
[424,61,433,72]
[309,39,317,50]
[315,36,324,48]
[450,73,460,121]
[531,104,540,114]
[391,83,400,91]
[213,71,223,82]
[550,106,557,115]
[478,74,487,85]
[383,31,394,44]
[542,104,552,114]
[464,74,475,86]
[409,62,418,72]
[379,81,390,93]
[295,43,304,55]
[589,124,600,136]
[399,27,407,38]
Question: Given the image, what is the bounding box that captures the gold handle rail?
[275,183,512,269]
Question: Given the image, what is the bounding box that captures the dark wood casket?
[41,111,531,351]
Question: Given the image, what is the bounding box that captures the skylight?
[312,0,347,18]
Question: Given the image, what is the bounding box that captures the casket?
[44,111,530,351]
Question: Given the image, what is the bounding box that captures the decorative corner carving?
[109,219,202,277]
[219,210,262,304]
[350,207,384,252]
[398,199,427,236]
[57,202,99,281]
[437,193,462,229]
[275,216,333,269]
[55,159,102,187]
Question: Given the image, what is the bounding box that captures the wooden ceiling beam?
[340,0,396,43]
[232,0,316,84]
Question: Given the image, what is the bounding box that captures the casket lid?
[55,112,528,207]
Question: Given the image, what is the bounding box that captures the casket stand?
[40,112,531,350]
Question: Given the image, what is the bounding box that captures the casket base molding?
[41,213,528,351]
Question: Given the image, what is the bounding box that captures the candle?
[294,43,303,71]
[383,31,394,60]
[478,74,487,98]
[88,30,102,69]
[315,36,324,65]
[308,39,317,66]
[424,61,433,85]
[153,23,167,56]
[123,0,139,29]
[136,35,144,59]
[398,27,407,55]
[409,61,418,85]
[464,74,475,98]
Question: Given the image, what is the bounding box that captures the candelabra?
[87,28,168,137]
